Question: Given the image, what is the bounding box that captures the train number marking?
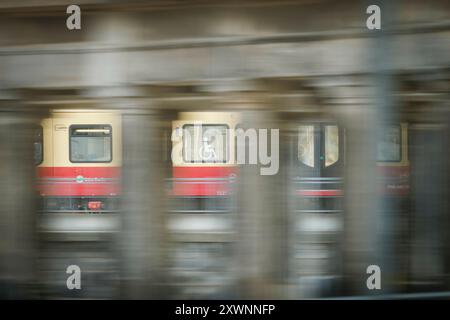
[55,124,68,131]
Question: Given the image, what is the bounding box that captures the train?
[35,110,122,213]
[34,110,409,213]
[171,112,240,197]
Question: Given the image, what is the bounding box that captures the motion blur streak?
[0,0,449,299]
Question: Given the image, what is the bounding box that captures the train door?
[296,123,343,179]
[288,121,344,298]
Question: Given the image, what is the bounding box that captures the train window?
[298,125,314,167]
[70,125,112,163]
[377,125,401,162]
[34,126,43,165]
[183,124,228,163]
[325,125,339,167]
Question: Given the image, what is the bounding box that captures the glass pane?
[183,125,201,162]
[202,126,228,162]
[70,125,112,162]
[298,125,315,167]
[34,126,43,165]
[325,125,339,167]
[377,126,401,162]
[183,125,228,163]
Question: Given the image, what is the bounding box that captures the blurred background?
[0,0,449,299]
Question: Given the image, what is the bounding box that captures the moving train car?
[33,109,408,213]
[35,110,122,213]
[289,120,410,297]
[170,113,410,199]
[292,122,410,204]
[171,112,240,197]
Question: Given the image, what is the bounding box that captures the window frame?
[69,124,113,163]
[324,124,339,168]
[297,124,316,168]
[377,124,402,163]
[182,123,230,164]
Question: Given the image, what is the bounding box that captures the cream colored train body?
[36,110,122,212]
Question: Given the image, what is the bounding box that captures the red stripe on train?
[36,166,121,197]
[296,189,343,197]
[172,166,238,197]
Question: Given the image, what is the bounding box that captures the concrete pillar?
[0,105,44,298]
[120,107,167,299]
[370,0,400,293]
[333,83,379,296]
[237,109,282,299]
[338,0,400,295]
